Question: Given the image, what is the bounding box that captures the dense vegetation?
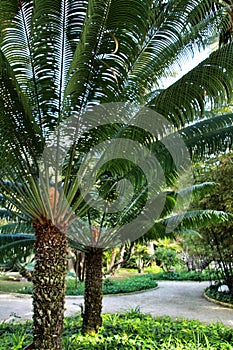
[15,274,158,296]
[0,310,232,350]
[205,285,233,305]
[192,153,233,294]
[1,1,233,346]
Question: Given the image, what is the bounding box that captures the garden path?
[0,281,232,327]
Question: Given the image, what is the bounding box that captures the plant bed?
[143,270,217,282]
[205,284,233,307]
[65,273,158,296]
[0,273,158,296]
[0,311,232,349]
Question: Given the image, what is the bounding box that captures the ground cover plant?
[0,310,232,349]
[0,270,223,294]
[205,285,233,305]
[148,270,219,282]
[0,273,158,295]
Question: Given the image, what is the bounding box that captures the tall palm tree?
[1,0,233,348]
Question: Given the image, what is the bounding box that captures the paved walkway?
[0,281,232,327]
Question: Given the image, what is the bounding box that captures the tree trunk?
[76,251,86,282]
[109,247,117,271]
[32,220,67,350]
[82,248,103,335]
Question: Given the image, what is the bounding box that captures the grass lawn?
[0,274,32,293]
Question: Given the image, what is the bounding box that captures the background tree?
[193,153,233,293]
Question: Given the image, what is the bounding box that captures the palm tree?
[1,0,233,348]
[0,181,231,332]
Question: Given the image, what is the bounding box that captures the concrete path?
[0,281,232,327]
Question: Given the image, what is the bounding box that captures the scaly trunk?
[32,220,67,350]
[82,248,103,335]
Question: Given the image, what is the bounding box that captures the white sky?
[161,48,211,89]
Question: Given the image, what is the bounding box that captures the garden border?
[203,290,233,309]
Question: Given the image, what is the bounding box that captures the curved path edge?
[204,291,233,309]
[0,281,232,328]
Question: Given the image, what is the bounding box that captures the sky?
[161,47,211,89]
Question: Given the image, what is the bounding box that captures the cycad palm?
[1,0,233,348]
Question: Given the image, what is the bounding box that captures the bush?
[149,270,215,281]
[17,273,158,296]
[205,284,233,305]
[1,311,232,349]
[66,274,158,296]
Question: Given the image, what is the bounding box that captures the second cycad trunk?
[82,247,103,335]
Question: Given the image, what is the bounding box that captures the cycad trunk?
[82,248,103,335]
[32,220,67,350]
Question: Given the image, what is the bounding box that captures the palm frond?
[178,182,216,199]
[147,43,233,127]
[63,0,168,110]
[180,112,233,159]
[31,0,75,127]
[0,234,35,266]
[0,0,43,127]
[124,0,227,100]
[0,233,35,245]
[142,209,231,241]
[162,209,231,231]
[0,222,34,234]
[0,49,41,150]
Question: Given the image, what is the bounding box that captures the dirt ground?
[0,281,232,327]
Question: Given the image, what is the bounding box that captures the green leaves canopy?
[0,0,233,244]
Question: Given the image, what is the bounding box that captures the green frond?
[125,0,227,100]
[0,222,34,234]
[0,1,42,123]
[31,0,74,127]
[0,233,35,246]
[141,209,231,242]
[158,182,217,218]
[0,176,47,221]
[0,49,41,144]
[63,0,117,113]
[174,228,201,236]
[0,234,35,267]
[180,112,233,159]
[163,209,231,232]
[0,52,42,215]
[147,43,233,127]
[178,182,217,199]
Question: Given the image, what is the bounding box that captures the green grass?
[0,274,32,293]
[0,310,232,349]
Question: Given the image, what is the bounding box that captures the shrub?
[1,311,232,349]
[205,284,233,305]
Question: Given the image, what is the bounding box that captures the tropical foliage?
[1,0,233,348]
[0,311,233,349]
[192,153,233,293]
